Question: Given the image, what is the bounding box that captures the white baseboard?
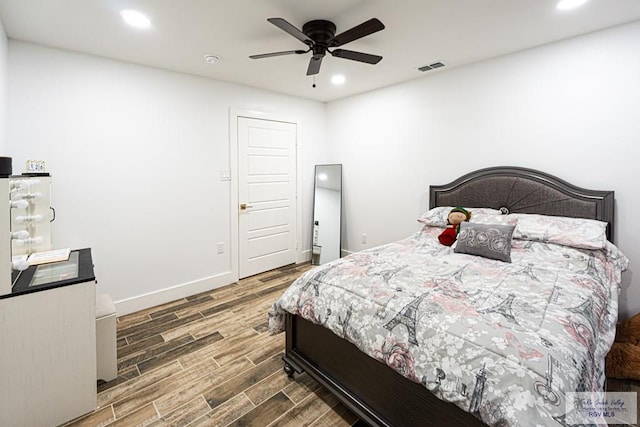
[341,249,354,257]
[113,271,234,316]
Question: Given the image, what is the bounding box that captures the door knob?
[240,203,254,210]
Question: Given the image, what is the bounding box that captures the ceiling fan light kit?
[250,17,385,76]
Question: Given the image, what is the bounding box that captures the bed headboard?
[429,166,615,242]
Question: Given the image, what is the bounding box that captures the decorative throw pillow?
[510,213,607,250]
[418,207,503,228]
[454,222,516,262]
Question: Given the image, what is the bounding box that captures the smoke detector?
[204,54,221,64]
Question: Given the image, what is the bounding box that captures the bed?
[268,166,628,426]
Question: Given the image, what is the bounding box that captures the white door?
[238,116,297,278]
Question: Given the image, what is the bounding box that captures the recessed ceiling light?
[556,0,588,10]
[331,74,346,85]
[120,9,151,28]
[204,54,221,64]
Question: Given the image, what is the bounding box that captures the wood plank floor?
[63,262,364,427]
[62,261,640,427]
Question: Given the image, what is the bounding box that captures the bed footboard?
[284,313,486,427]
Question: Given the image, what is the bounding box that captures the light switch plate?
[220,169,231,181]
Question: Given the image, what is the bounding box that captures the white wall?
[0,19,7,153]
[326,21,640,319]
[7,41,326,314]
[8,21,640,318]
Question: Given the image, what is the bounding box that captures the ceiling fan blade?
[306,56,323,76]
[330,49,382,64]
[250,50,307,59]
[329,18,385,47]
[267,18,313,45]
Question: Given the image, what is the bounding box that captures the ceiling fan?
[250,17,385,76]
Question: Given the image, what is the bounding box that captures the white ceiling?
[1,1,640,102]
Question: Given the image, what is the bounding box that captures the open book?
[26,248,71,265]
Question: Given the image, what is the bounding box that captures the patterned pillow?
[454,222,516,262]
[418,207,503,228]
[471,214,518,226]
[510,213,607,249]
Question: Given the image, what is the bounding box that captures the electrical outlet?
[361,233,367,244]
[217,242,225,254]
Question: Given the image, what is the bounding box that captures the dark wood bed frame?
[282,166,615,427]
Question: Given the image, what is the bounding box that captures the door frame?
[229,108,302,282]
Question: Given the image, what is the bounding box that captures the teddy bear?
[438,206,471,246]
[605,312,640,380]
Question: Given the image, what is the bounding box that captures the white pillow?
[510,213,607,250]
[418,206,503,228]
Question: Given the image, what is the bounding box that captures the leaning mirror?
[311,164,342,265]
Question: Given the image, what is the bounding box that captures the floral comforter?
[268,226,629,426]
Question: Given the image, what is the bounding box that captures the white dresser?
[0,248,97,427]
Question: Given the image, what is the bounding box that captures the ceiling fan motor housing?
[302,20,336,44]
[303,20,336,57]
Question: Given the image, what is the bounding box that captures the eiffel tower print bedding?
[268,221,628,426]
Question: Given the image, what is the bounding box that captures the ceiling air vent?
[418,62,446,72]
